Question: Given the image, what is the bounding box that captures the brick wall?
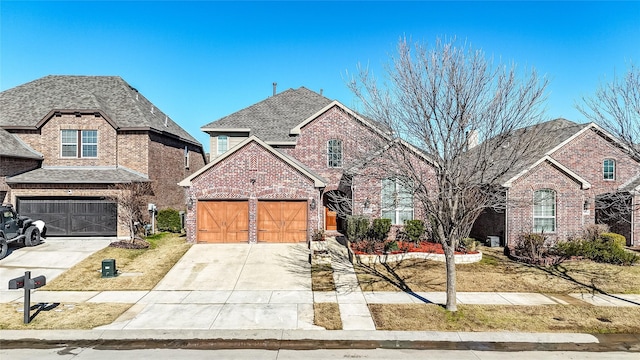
[507,160,585,246]
[17,113,118,167]
[0,156,40,204]
[117,131,150,175]
[185,141,319,243]
[148,132,206,210]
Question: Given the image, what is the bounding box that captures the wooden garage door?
[17,197,117,236]
[258,201,307,243]
[197,201,249,243]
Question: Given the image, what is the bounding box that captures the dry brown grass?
[369,303,640,333]
[314,302,342,330]
[45,233,191,291]
[355,246,640,294]
[312,264,336,291]
[0,303,131,330]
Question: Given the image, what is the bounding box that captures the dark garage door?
[17,197,117,236]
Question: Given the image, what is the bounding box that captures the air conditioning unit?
[487,236,500,247]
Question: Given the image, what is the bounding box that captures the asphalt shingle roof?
[5,167,150,184]
[201,87,334,143]
[0,128,43,160]
[489,118,590,184]
[0,75,200,145]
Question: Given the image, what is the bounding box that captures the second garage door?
[258,200,307,243]
[17,197,117,236]
[197,200,249,243]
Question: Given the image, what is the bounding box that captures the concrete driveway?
[0,238,113,302]
[99,243,319,331]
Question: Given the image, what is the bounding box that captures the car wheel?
[0,237,7,259]
[25,226,41,247]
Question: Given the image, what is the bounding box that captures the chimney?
[320,88,323,96]
[466,129,479,150]
[272,82,277,96]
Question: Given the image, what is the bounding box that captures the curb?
[1,330,639,352]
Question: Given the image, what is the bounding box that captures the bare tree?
[577,65,639,236]
[109,181,154,241]
[578,64,640,159]
[347,38,548,312]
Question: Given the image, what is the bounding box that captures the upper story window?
[61,129,97,158]
[327,139,343,168]
[533,189,556,233]
[603,159,615,180]
[381,178,414,225]
[218,135,228,156]
[184,146,190,169]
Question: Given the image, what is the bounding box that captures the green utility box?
[101,258,117,278]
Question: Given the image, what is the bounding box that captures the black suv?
[0,204,46,259]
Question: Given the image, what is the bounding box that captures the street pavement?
[1,236,639,352]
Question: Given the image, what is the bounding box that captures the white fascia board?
[200,127,251,132]
[265,141,297,146]
[502,155,591,189]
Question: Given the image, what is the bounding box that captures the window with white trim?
[381,178,414,225]
[327,139,342,168]
[61,130,97,158]
[533,189,556,233]
[218,135,228,155]
[603,159,615,180]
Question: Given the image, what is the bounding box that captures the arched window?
[217,135,228,156]
[533,189,556,233]
[327,139,342,168]
[603,159,615,180]
[381,178,414,225]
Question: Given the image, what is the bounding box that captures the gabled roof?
[0,75,201,146]
[499,119,638,187]
[0,128,43,160]
[6,166,150,184]
[503,155,591,189]
[201,87,334,143]
[495,119,590,186]
[179,135,326,187]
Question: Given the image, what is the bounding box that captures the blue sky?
[1,1,638,153]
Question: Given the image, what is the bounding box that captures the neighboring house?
[0,75,207,237]
[471,118,640,247]
[179,87,434,243]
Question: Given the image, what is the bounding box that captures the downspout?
[504,188,509,248]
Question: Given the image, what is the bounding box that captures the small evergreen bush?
[157,208,182,233]
[371,218,392,242]
[600,232,626,247]
[404,219,425,243]
[346,215,370,242]
[553,232,638,266]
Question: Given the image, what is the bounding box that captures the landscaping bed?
[348,240,482,265]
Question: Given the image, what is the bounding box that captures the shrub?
[157,208,182,233]
[403,220,425,243]
[553,233,638,266]
[513,232,549,262]
[371,218,392,242]
[459,237,477,252]
[600,232,626,248]
[583,224,610,242]
[346,215,370,242]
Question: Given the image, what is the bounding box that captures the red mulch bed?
[351,240,478,256]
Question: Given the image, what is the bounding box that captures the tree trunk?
[444,245,457,312]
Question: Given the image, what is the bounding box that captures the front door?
[325,207,337,231]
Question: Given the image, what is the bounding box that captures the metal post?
[23,271,30,324]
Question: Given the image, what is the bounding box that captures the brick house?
[0,75,207,237]
[471,118,640,247]
[179,87,434,243]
